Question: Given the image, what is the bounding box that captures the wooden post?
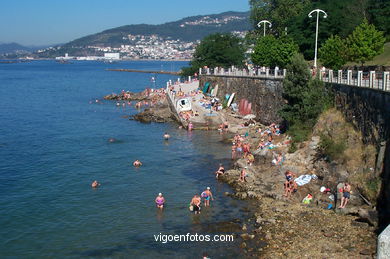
[329,69,333,83]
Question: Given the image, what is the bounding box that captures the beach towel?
[294,175,314,186]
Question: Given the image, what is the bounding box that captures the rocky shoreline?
[106,89,378,258]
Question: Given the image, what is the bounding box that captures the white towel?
[294,175,313,186]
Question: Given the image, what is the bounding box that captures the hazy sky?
[0,0,249,46]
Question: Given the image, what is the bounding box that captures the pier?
[106,68,180,75]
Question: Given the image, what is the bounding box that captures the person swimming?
[163,132,170,140]
[155,193,165,209]
[91,180,100,188]
[133,160,142,167]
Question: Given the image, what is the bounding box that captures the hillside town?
[54,30,246,61]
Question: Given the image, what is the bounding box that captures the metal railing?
[199,66,390,92]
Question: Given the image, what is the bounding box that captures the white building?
[104,53,120,60]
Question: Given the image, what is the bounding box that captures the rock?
[242,224,247,231]
[359,249,372,255]
[266,218,276,224]
[240,233,250,240]
[240,242,247,249]
[265,232,272,240]
[256,217,264,225]
[358,208,378,226]
[236,192,248,199]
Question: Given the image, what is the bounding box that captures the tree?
[347,20,386,65]
[251,35,298,68]
[250,0,310,35]
[319,35,348,70]
[279,53,332,142]
[368,0,390,40]
[181,33,245,76]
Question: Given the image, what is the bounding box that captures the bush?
[318,134,347,161]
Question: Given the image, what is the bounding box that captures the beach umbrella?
[243,114,256,120]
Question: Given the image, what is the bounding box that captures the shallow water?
[0,60,249,258]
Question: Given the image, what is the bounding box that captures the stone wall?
[199,75,284,125]
[330,83,390,229]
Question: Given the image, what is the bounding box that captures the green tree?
[319,35,347,70]
[251,35,298,67]
[279,53,332,143]
[250,0,310,35]
[368,0,390,40]
[181,33,245,76]
[347,20,386,65]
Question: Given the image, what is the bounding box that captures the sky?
[0,0,249,46]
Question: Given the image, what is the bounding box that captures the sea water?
[0,60,248,258]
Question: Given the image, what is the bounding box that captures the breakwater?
[106,68,180,75]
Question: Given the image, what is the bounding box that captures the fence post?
[369,71,375,88]
[266,68,269,77]
[383,72,389,91]
[357,71,363,87]
[328,70,333,83]
[283,69,287,77]
[199,67,202,75]
[338,70,342,84]
[347,70,352,85]
[206,67,210,75]
[275,67,279,77]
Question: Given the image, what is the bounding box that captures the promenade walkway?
[200,67,390,92]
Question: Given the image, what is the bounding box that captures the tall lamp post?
[257,20,272,36]
[308,9,327,68]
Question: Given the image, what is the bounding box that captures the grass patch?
[346,42,390,66]
[318,134,347,162]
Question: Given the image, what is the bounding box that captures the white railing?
[199,66,390,92]
[199,66,286,79]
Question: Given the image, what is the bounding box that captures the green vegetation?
[346,20,386,66]
[250,0,389,60]
[251,35,299,68]
[318,134,347,161]
[181,33,245,77]
[347,42,390,66]
[279,53,333,144]
[319,35,347,70]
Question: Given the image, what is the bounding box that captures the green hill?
[66,11,250,47]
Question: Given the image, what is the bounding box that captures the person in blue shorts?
[201,187,214,207]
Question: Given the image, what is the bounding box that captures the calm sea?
[0,60,248,258]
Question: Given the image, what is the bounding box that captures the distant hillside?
[35,11,250,58]
[0,42,32,54]
[65,11,250,47]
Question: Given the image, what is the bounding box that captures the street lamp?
[257,20,272,37]
[308,9,327,68]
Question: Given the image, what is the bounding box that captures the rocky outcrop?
[131,106,174,123]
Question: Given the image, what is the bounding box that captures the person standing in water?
[188,122,193,131]
[215,164,225,179]
[163,132,170,140]
[190,195,201,214]
[201,187,214,207]
[155,193,165,209]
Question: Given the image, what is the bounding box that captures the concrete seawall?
[199,75,284,125]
